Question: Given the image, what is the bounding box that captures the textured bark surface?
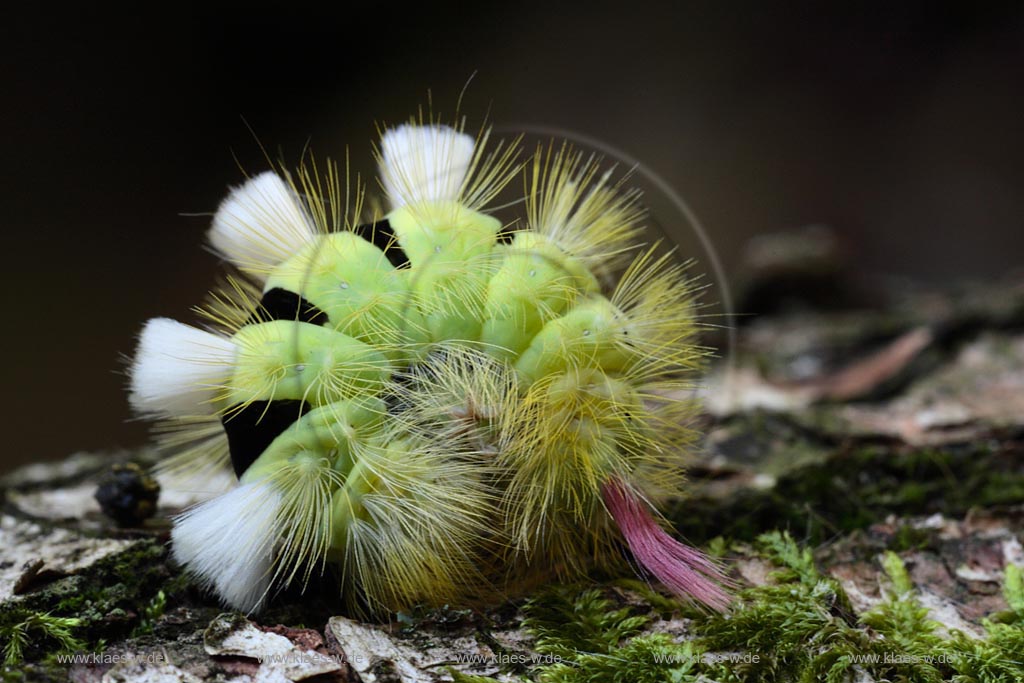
[2,272,1022,682]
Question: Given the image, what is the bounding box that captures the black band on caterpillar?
[352,218,410,269]
[248,288,329,326]
[222,400,310,477]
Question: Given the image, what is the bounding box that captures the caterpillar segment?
[262,230,429,361]
[130,116,730,615]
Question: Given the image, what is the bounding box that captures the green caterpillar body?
[130,121,730,614]
[236,199,649,583]
[264,231,429,360]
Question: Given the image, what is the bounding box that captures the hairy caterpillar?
[128,115,730,614]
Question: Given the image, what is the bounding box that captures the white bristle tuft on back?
[171,482,281,613]
[380,124,475,209]
[208,171,316,274]
[129,318,236,417]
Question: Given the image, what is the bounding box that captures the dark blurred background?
[4,2,1022,471]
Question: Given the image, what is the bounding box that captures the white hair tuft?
[379,124,475,209]
[171,481,281,613]
[129,318,236,417]
[208,171,316,274]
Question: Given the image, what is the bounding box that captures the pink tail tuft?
[602,477,731,611]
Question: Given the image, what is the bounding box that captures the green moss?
[1002,564,1024,613]
[522,585,707,683]
[674,434,1024,545]
[857,552,946,682]
[942,564,1024,683]
[130,591,166,638]
[611,579,689,618]
[202,613,250,651]
[704,536,728,558]
[890,523,932,552]
[1,613,83,666]
[697,532,860,682]
[523,587,650,661]
[754,529,822,586]
[538,634,703,683]
[0,539,177,664]
[447,672,498,682]
[524,533,1024,683]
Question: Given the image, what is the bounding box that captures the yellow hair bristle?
[336,429,496,612]
[527,142,645,276]
[151,415,232,484]
[392,345,519,430]
[194,274,264,334]
[213,321,391,418]
[612,245,707,373]
[286,155,369,236]
[498,369,633,542]
[263,455,343,589]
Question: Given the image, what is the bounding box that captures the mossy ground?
[2,498,1021,681]
[502,533,1024,683]
[674,413,1024,546]
[0,540,183,681]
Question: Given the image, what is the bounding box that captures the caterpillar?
[128,115,730,614]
